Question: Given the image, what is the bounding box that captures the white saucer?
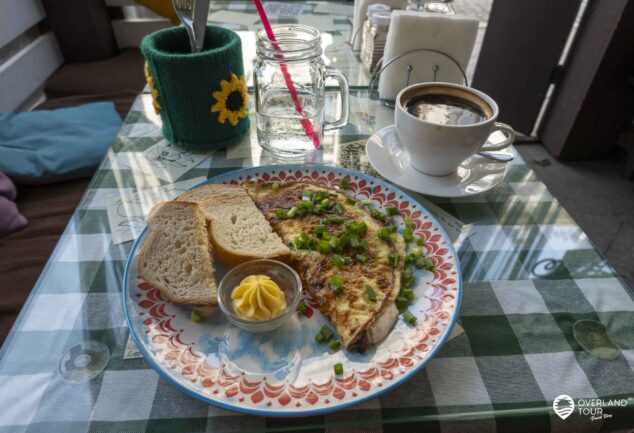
[366,125,508,198]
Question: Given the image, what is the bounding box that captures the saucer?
[366,125,508,198]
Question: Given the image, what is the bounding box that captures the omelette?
[246,181,404,352]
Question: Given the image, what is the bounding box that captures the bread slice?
[137,201,217,306]
[179,184,290,266]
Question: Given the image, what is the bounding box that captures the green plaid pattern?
[1,33,634,433]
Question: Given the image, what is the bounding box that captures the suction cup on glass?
[58,341,110,383]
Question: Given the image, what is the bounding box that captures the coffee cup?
[394,82,515,176]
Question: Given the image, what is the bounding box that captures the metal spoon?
[477,151,514,162]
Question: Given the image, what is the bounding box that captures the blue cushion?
[0,102,122,184]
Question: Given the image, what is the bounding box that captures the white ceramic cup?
[395,82,516,176]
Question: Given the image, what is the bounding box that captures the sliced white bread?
[179,184,290,266]
[138,201,217,306]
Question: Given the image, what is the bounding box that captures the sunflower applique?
[211,73,248,126]
[144,62,161,114]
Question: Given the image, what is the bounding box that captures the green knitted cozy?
[141,26,249,151]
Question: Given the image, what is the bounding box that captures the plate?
[123,164,462,416]
[366,125,508,198]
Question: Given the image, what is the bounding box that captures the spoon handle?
[477,151,514,162]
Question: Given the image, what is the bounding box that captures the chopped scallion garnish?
[339,178,350,189]
[320,325,334,341]
[334,363,343,375]
[191,308,202,323]
[298,302,308,316]
[328,340,342,351]
[333,254,350,268]
[403,310,417,325]
[324,216,344,225]
[356,254,367,263]
[389,253,399,267]
[386,206,398,215]
[272,182,280,191]
[364,284,377,302]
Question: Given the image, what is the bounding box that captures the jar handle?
[324,67,350,131]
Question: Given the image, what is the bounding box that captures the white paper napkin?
[378,11,478,100]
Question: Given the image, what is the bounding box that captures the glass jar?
[360,3,390,62]
[254,25,350,159]
[361,11,391,73]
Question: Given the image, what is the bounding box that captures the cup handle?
[324,67,350,131]
[480,122,516,151]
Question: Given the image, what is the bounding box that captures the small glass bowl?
[217,259,302,333]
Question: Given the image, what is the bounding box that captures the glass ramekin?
[217,259,302,333]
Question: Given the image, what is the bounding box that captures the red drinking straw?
[252,0,320,149]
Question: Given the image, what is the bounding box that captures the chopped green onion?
[272,182,280,192]
[328,340,342,351]
[389,253,399,267]
[334,363,344,375]
[346,197,357,205]
[349,237,361,249]
[402,266,416,289]
[362,199,373,206]
[275,209,288,219]
[410,247,424,257]
[378,227,393,242]
[370,209,387,222]
[345,220,367,237]
[333,254,350,268]
[320,325,334,341]
[339,178,350,189]
[324,216,344,225]
[302,190,315,201]
[191,308,202,323]
[403,310,417,325]
[320,198,330,208]
[328,275,344,293]
[332,203,344,214]
[315,332,325,343]
[416,237,425,246]
[403,228,414,243]
[403,289,415,301]
[318,240,331,254]
[336,233,351,249]
[404,218,413,230]
[314,225,327,236]
[287,206,298,218]
[298,303,308,316]
[415,257,435,271]
[396,296,409,311]
[356,254,367,263]
[385,206,398,215]
[364,284,377,302]
[322,232,332,241]
[295,233,315,250]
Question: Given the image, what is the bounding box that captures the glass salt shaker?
[361,11,391,73]
[360,3,390,57]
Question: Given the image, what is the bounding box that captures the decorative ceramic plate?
[123,165,462,417]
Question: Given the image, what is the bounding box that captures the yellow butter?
[231,275,287,321]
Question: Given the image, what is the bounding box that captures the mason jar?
[254,25,349,159]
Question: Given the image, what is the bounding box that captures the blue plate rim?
[122,164,463,418]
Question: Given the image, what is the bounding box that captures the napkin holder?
[141,26,250,151]
[374,11,478,101]
[369,48,469,102]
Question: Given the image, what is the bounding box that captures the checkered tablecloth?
[1,86,634,433]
